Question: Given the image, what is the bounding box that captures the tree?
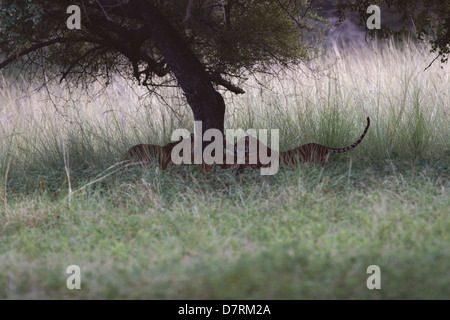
[0,0,448,141]
[0,0,322,140]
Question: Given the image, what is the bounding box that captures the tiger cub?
[234,117,370,169]
[125,134,237,172]
[222,135,276,172]
[125,134,195,170]
[281,117,370,167]
[125,144,174,169]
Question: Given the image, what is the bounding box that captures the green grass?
[0,161,448,299]
[0,39,449,299]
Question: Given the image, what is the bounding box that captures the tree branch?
[182,0,195,23]
[0,37,109,69]
[60,45,105,83]
[210,73,245,94]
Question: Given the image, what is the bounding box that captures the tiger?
[125,143,176,169]
[224,135,276,172]
[125,134,195,170]
[281,117,370,167]
[125,134,242,172]
[235,117,370,169]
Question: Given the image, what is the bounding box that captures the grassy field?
[0,39,448,299]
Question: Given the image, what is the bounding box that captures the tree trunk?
[136,0,226,138]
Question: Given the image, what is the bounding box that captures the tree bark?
[135,0,226,138]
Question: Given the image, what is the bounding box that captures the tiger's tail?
[330,117,370,154]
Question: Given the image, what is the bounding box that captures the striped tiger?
[220,135,276,172]
[126,143,176,169]
[125,134,239,172]
[281,117,370,167]
[125,134,195,170]
[234,117,370,169]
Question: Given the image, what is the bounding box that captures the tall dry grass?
[0,39,448,191]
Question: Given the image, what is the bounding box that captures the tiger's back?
[281,117,370,167]
[281,143,330,167]
[126,143,174,169]
[125,134,212,171]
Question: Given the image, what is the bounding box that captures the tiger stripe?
[234,117,370,169]
[280,117,370,166]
